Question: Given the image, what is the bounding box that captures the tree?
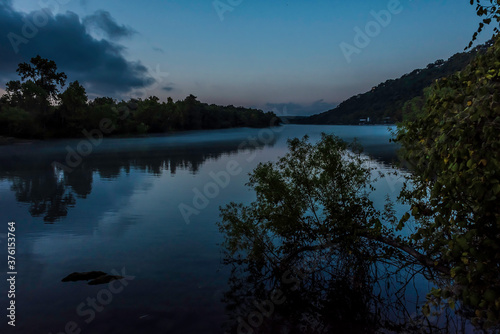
[90,96,115,107]
[182,94,202,130]
[3,78,48,113]
[2,56,67,130]
[469,0,500,48]
[218,134,466,330]
[395,35,500,326]
[1,80,23,107]
[59,81,88,127]
[0,58,279,138]
[16,55,67,103]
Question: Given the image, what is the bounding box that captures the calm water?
[0,125,414,333]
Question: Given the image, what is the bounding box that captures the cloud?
[1,0,12,8]
[162,85,174,92]
[0,3,154,97]
[83,10,136,40]
[264,100,338,116]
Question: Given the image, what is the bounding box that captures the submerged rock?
[88,275,124,285]
[62,271,107,282]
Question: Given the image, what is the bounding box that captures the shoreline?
[0,136,39,146]
[0,124,282,145]
[0,123,395,146]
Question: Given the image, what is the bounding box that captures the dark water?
[0,125,416,333]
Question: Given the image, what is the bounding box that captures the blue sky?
[0,0,494,115]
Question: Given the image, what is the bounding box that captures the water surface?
[0,125,408,333]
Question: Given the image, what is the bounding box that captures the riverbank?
[0,123,282,145]
[0,136,38,145]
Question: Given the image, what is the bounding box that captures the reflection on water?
[0,125,398,224]
[0,129,276,222]
[0,125,446,334]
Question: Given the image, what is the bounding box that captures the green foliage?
[16,55,67,101]
[0,106,42,137]
[396,35,500,326]
[57,80,89,134]
[402,92,426,122]
[469,0,500,48]
[0,58,279,139]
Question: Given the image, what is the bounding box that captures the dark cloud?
[0,3,153,97]
[264,100,338,116]
[162,85,174,92]
[1,0,12,8]
[83,10,136,40]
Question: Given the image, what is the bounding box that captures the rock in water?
[61,271,107,282]
[88,275,124,285]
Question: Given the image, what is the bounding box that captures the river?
[0,124,441,333]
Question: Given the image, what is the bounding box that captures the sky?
[0,0,495,116]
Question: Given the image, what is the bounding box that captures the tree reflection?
[218,135,476,333]
[221,244,376,333]
[10,169,76,222]
[220,226,474,333]
[0,135,274,222]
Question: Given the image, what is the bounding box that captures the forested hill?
[297,42,492,125]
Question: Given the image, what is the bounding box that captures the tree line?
[0,56,279,139]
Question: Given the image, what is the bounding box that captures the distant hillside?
[280,116,308,123]
[297,42,492,125]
